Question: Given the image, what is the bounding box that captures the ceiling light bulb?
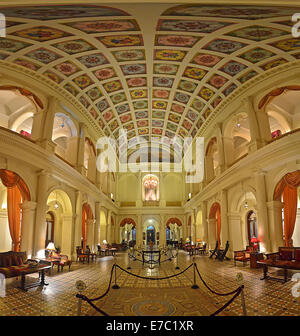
[54,202,59,209]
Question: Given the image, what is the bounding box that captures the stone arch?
[82,202,94,251]
[47,189,73,256]
[223,111,250,164]
[209,202,221,248]
[52,112,78,165]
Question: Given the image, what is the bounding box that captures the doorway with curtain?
[274,171,300,247]
[146,225,155,245]
[0,169,30,252]
[247,210,258,246]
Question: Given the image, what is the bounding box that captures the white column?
[221,190,230,248]
[254,170,271,252]
[136,215,142,247]
[20,201,37,258]
[61,215,73,257]
[159,214,165,248]
[73,191,82,259]
[33,171,49,258]
[35,96,57,152]
[202,201,208,244]
[76,123,87,175]
[208,218,216,249]
[99,210,107,244]
[228,212,244,255]
[86,219,94,250]
[216,123,225,173]
[107,210,112,244]
[267,200,284,251]
[95,202,101,246]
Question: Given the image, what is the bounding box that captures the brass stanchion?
[191,257,199,289]
[236,272,247,316]
[75,280,87,315]
[112,256,120,289]
[175,247,180,270]
[127,248,131,270]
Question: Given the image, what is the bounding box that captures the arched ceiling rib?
[0,4,299,159]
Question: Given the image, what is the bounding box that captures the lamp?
[45,242,56,258]
[54,190,59,209]
[251,236,259,251]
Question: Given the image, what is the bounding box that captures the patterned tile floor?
[0,251,300,316]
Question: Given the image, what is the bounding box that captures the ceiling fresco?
[0,4,299,157]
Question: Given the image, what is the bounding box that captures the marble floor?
[0,250,299,316]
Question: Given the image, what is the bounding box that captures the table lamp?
[251,236,259,251]
[46,242,56,258]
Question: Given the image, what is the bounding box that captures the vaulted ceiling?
[0,3,299,158]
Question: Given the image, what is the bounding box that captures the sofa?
[0,251,44,278]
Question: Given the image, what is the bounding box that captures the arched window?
[52,113,78,164]
[0,88,38,137]
[45,212,55,248]
[247,211,258,246]
[142,174,159,201]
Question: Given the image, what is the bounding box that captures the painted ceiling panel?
[0,3,299,156]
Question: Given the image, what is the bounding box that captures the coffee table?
[19,264,51,291]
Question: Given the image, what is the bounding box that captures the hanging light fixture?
[244,190,248,209]
[54,191,59,209]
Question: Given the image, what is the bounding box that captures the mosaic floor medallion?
[133,300,175,316]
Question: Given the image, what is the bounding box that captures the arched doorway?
[0,169,30,252]
[209,202,221,248]
[120,218,136,245]
[46,189,73,256]
[205,137,219,182]
[52,113,78,165]
[143,218,159,246]
[274,170,300,247]
[166,217,182,246]
[247,210,258,247]
[45,211,55,248]
[146,225,155,245]
[82,202,94,251]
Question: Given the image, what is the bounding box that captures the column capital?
[19,201,37,211]
[266,200,284,209]
[253,168,267,176]
[38,169,50,178]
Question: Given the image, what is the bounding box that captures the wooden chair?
[76,247,88,263]
[209,241,218,258]
[234,250,251,266]
[216,241,230,261]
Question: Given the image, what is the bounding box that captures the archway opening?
[82,202,93,252]
[205,137,219,182]
[274,171,300,247]
[0,88,39,138]
[46,189,72,256]
[247,210,258,248]
[120,218,136,246]
[0,169,30,252]
[52,113,78,165]
[209,202,221,248]
[166,217,182,246]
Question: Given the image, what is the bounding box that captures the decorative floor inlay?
[0,251,299,316]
